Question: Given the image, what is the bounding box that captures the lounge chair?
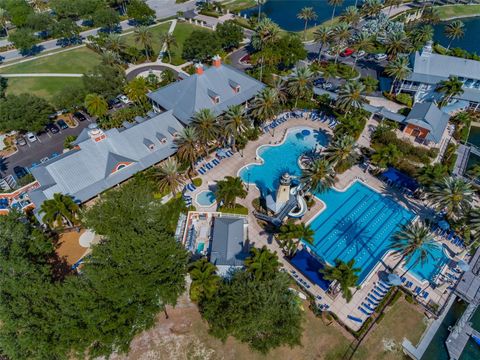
[212,159,220,166]
[414,286,421,295]
[358,307,373,316]
[421,291,429,299]
[366,297,378,307]
[198,167,206,175]
[372,289,384,298]
[226,150,233,157]
[362,302,376,312]
[368,293,381,302]
[405,281,413,288]
[205,162,213,170]
[348,315,364,323]
[379,280,391,289]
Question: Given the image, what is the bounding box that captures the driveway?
[0,117,93,178]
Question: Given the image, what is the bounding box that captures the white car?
[374,53,387,61]
[352,50,366,59]
[117,95,131,104]
[25,132,37,143]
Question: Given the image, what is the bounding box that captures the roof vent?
[195,63,204,75]
[229,79,241,93]
[208,88,220,104]
[421,40,433,57]
[213,54,221,68]
[88,123,106,143]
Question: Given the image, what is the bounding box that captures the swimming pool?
[196,191,216,207]
[239,127,328,195]
[308,181,415,284]
[405,242,449,282]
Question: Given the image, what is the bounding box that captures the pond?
[433,17,480,54]
[241,0,356,32]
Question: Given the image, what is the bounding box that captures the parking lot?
[0,113,93,179]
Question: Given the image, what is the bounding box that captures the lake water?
[241,0,356,31]
[433,17,480,54]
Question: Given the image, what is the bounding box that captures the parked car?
[16,136,27,146]
[45,123,60,134]
[57,120,69,130]
[73,111,87,122]
[25,132,37,143]
[40,157,49,163]
[13,166,29,179]
[352,50,366,59]
[322,82,333,90]
[324,50,336,59]
[340,48,355,57]
[107,98,121,109]
[117,95,131,104]
[374,53,387,61]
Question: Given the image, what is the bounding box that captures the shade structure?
[438,220,450,230]
[387,273,403,286]
[457,259,470,272]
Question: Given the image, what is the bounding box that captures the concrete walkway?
[1,73,83,77]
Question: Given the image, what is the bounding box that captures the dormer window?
[229,79,241,93]
[156,132,167,144]
[168,127,179,138]
[208,89,220,104]
[143,138,155,151]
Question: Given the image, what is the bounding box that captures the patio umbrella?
[217,149,227,157]
[457,260,470,272]
[387,273,403,286]
[438,220,450,231]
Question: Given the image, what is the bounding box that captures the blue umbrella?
[438,220,450,231]
[387,273,403,286]
[457,260,470,272]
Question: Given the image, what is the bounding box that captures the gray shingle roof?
[412,50,480,81]
[147,63,265,124]
[29,110,183,210]
[209,217,248,267]
[405,102,450,143]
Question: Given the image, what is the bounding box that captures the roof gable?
[104,152,136,177]
[210,217,248,267]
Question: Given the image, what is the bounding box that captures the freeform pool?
[239,127,328,195]
[196,191,216,207]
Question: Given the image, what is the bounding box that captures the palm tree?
[361,0,383,18]
[385,31,411,60]
[150,157,185,196]
[328,0,344,21]
[426,177,474,220]
[84,94,108,118]
[411,25,434,48]
[221,105,250,151]
[444,20,465,50]
[39,193,79,229]
[160,32,177,63]
[470,209,480,241]
[252,18,281,81]
[191,108,219,155]
[385,56,411,94]
[336,81,367,113]
[371,144,402,169]
[416,163,447,187]
[278,222,315,258]
[436,76,464,107]
[174,127,199,176]
[134,26,153,60]
[288,66,314,108]
[215,176,247,208]
[251,87,280,124]
[390,222,438,275]
[340,6,360,27]
[189,258,220,302]
[320,259,360,302]
[385,0,402,16]
[351,32,374,68]
[331,22,351,63]
[256,0,266,21]
[244,246,280,281]
[324,135,358,172]
[101,50,122,66]
[271,75,288,104]
[105,33,126,55]
[124,77,149,105]
[313,25,332,60]
[297,7,317,40]
[301,159,336,193]
[0,8,9,36]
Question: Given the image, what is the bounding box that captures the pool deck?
[187,114,463,331]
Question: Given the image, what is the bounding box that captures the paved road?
[146,0,196,19]
[0,117,93,178]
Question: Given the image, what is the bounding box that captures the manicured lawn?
[0,47,101,74]
[435,4,480,20]
[5,77,84,103]
[170,22,212,65]
[222,0,257,12]
[123,22,171,54]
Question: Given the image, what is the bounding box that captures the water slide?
[288,195,307,218]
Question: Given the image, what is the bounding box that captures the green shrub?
[405,294,415,304]
[442,142,458,173]
[390,290,402,305]
[376,313,385,323]
[218,205,248,215]
[192,178,202,187]
[396,93,413,107]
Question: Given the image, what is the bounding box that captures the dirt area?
[56,229,89,265]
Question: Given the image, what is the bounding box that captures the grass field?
[222,0,257,12]
[5,77,83,103]
[0,47,101,74]
[123,22,171,54]
[435,4,480,20]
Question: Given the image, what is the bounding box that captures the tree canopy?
[0,94,53,132]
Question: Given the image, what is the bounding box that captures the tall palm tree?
[444,20,465,50]
[101,50,122,66]
[189,258,220,302]
[331,22,351,63]
[160,32,177,63]
[251,87,280,124]
[256,0,266,21]
[351,31,374,68]
[150,157,185,196]
[124,77,149,105]
[385,56,411,94]
[244,246,280,281]
[297,7,317,40]
[390,222,438,275]
[215,176,247,208]
[361,0,383,18]
[39,193,79,229]
[470,209,480,241]
[426,177,474,220]
[320,259,360,302]
[271,75,288,104]
[385,31,411,60]
[278,222,315,258]
[287,66,314,107]
[252,18,281,81]
[411,24,434,48]
[134,26,153,59]
[340,6,360,27]
[313,25,332,60]
[371,143,402,169]
[221,105,250,151]
[336,81,366,113]
[174,127,199,176]
[191,108,219,155]
[84,94,108,118]
[0,8,9,36]
[301,159,336,193]
[416,163,448,187]
[324,135,358,172]
[105,33,126,55]
[328,0,344,21]
[436,76,464,107]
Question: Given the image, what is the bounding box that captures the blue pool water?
[405,241,449,282]
[196,191,216,207]
[239,128,328,196]
[308,182,415,284]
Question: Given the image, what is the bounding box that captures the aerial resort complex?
[1,0,480,359]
